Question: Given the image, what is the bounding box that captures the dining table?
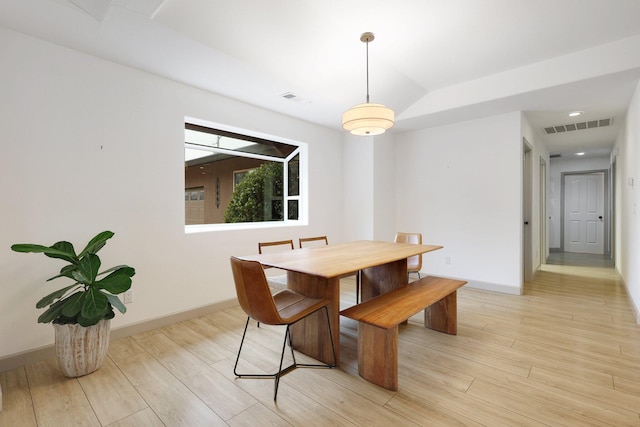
[237,240,443,365]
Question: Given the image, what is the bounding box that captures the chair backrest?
[299,235,328,248]
[230,256,284,325]
[394,232,423,272]
[258,239,294,254]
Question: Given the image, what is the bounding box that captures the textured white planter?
[53,319,111,377]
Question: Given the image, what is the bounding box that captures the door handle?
[598,216,603,220]
[524,221,529,225]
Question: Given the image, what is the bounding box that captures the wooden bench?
[340,275,467,391]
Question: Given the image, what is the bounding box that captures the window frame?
[184,117,308,233]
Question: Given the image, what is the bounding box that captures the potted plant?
[11,230,135,377]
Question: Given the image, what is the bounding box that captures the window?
[184,118,306,231]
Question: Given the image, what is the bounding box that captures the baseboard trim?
[465,279,522,295]
[417,274,522,296]
[0,298,239,373]
[618,268,640,325]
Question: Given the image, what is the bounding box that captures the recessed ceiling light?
[569,111,583,117]
[575,152,585,156]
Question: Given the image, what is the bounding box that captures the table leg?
[360,258,408,301]
[287,272,340,365]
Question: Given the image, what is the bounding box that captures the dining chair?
[258,239,295,290]
[230,256,336,400]
[394,232,423,280]
[298,235,328,248]
[258,239,295,253]
[299,235,362,304]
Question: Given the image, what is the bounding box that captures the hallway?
[546,251,614,268]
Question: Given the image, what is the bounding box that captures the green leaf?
[76,314,100,327]
[80,288,109,321]
[71,269,89,284]
[35,283,80,309]
[76,306,115,326]
[47,241,77,263]
[47,264,78,282]
[97,265,135,277]
[106,293,127,314]
[37,298,68,323]
[95,274,132,295]
[76,253,101,284]
[77,231,114,259]
[54,315,80,325]
[95,266,135,294]
[11,242,77,264]
[60,292,85,318]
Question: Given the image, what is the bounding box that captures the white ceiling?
[2,0,640,158]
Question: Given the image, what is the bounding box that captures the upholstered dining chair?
[258,239,295,290]
[230,256,336,400]
[299,235,362,303]
[394,232,423,280]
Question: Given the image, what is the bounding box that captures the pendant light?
[342,32,394,136]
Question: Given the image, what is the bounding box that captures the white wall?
[0,28,344,359]
[341,132,396,242]
[522,114,550,272]
[614,81,640,322]
[342,134,374,240]
[548,156,611,250]
[373,133,396,241]
[394,112,523,294]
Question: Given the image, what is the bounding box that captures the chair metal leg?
[407,271,421,282]
[234,307,337,401]
[274,326,298,400]
[233,317,251,377]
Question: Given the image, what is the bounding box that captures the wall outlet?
[445,256,451,265]
[123,290,133,304]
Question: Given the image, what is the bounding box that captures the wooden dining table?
[237,240,443,365]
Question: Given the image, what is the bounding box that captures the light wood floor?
[2,256,640,426]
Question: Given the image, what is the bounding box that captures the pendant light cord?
[365,39,370,104]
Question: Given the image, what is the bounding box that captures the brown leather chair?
[230,256,336,400]
[258,240,294,289]
[394,232,423,279]
[299,235,362,303]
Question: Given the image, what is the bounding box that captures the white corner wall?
[395,112,523,294]
[341,132,396,242]
[0,27,344,359]
[615,80,640,322]
[373,133,396,242]
[342,134,374,240]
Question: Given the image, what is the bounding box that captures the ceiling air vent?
[543,117,613,135]
[280,92,311,104]
[550,154,561,158]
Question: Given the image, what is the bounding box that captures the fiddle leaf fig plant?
[11,231,135,327]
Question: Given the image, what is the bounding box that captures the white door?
[563,173,604,254]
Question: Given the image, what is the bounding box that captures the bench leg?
[424,290,457,334]
[357,323,398,391]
